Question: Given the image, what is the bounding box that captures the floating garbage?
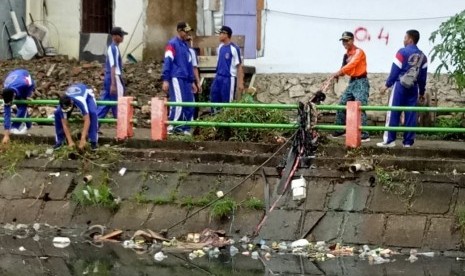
[186,233,200,243]
[49,172,60,177]
[154,252,167,262]
[94,230,123,242]
[291,239,309,249]
[240,236,250,243]
[52,237,71,248]
[278,242,288,251]
[216,191,224,198]
[230,245,239,256]
[32,223,40,231]
[118,167,127,176]
[123,240,137,249]
[188,249,205,260]
[261,244,271,252]
[407,254,418,263]
[19,246,26,251]
[83,175,93,183]
[417,252,435,257]
[251,251,259,260]
[407,249,419,263]
[209,247,220,258]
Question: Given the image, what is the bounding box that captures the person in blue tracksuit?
[97,26,128,120]
[377,30,427,148]
[210,26,244,108]
[162,22,197,135]
[54,83,98,150]
[2,69,35,144]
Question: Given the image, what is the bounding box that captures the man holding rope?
[331,31,370,142]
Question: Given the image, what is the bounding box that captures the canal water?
[1,232,464,276]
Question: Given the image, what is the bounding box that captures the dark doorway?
[82,0,112,33]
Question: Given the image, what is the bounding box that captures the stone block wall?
[254,73,465,124]
[0,157,463,251]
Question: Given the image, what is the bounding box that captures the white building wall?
[27,0,81,59]
[247,0,465,73]
[114,0,146,61]
[26,0,145,61]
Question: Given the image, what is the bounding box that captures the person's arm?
[162,43,175,94]
[385,50,404,88]
[79,114,90,150]
[107,45,118,95]
[2,104,12,144]
[73,98,90,149]
[233,45,244,93]
[417,55,428,103]
[111,67,117,95]
[61,118,75,147]
[417,55,428,96]
[190,48,202,93]
[193,67,201,93]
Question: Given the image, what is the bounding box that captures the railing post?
[116,96,134,140]
[151,97,168,140]
[345,101,361,148]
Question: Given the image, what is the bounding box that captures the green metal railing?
[0,118,119,124]
[166,102,465,113]
[0,99,138,106]
[0,99,139,125]
[0,99,463,133]
[168,121,297,129]
[166,102,465,133]
[166,102,298,109]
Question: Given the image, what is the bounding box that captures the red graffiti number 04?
[354,27,389,45]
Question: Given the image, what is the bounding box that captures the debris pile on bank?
[0,56,165,127]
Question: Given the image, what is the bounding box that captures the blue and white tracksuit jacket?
[162,36,195,132]
[54,83,98,146]
[98,42,125,119]
[3,69,35,131]
[383,44,428,146]
[211,42,242,104]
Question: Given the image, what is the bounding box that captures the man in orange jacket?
[331,31,370,142]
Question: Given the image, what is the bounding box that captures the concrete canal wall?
[0,138,464,252]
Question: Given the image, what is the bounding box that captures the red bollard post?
[116,96,134,140]
[345,101,361,148]
[151,97,168,140]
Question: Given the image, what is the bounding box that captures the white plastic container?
[52,237,71,248]
[291,176,307,200]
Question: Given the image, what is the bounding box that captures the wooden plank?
[257,0,264,50]
[198,56,218,68]
[193,35,245,49]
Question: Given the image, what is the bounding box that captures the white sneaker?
[10,126,28,135]
[183,131,192,136]
[403,144,412,148]
[376,141,396,148]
